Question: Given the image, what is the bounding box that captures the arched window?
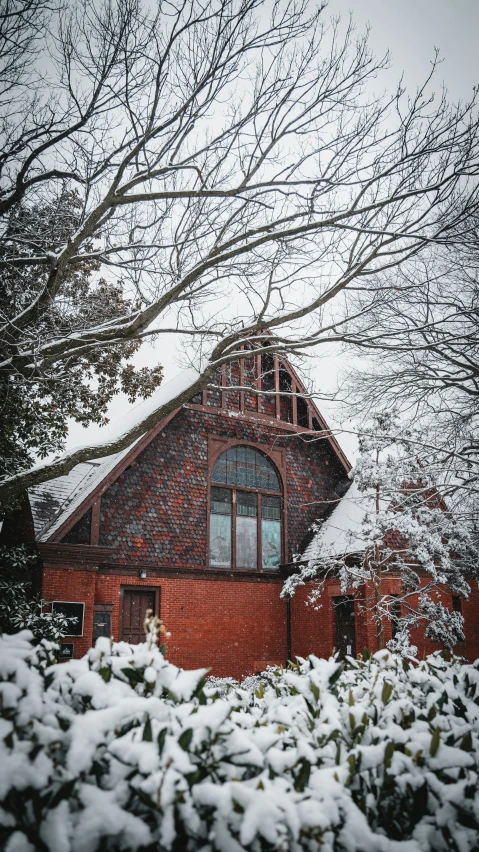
[209,446,282,572]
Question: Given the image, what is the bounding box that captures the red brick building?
[22,353,479,675]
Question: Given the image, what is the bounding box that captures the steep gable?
[29,368,200,541]
[30,354,350,543]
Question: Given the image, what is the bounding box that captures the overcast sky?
[313,0,479,458]
[332,0,478,103]
[66,0,479,462]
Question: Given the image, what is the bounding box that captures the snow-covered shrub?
[207,666,281,698]
[0,546,70,643]
[0,581,71,642]
[1,633,478,852]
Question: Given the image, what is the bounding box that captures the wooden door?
[120,589,156,644]
[334,595,356,658]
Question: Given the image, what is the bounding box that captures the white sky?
[65,0,479,465]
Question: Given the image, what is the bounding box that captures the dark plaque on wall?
[93,610,112,641]
[60,643,74,659]
[52,601,85,636]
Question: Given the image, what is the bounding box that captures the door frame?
[333,594,356,658]
[119,585,161,643]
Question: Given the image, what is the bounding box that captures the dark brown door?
[121,589,156,644]
[334,596,356,658]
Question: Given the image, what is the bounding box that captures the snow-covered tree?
[1,188,164,492]
[0,545,71,642]
[284,412,478,655]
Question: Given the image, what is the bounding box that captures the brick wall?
[47,405,347,672]
[44,402,479,672]
[95,573,287,678]
[291,578,479,663]
[43,562,479,670]
[290,580,374,660]
[42,567,96,658]
[290,582,335,660]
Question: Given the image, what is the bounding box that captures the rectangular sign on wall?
[60,643,74,659]
[52,601,85,636]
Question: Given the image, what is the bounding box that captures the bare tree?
[337,230,479,516]
[0,0,52,102]
[1,0,479,504]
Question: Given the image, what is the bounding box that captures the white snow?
[304,479,388,560]
[1,631,478,851]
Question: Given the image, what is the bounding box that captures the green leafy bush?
[0,546,70,643]
[0,631,478,851]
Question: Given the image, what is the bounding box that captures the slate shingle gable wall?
[97,407,348,565]
[62,508,91,545]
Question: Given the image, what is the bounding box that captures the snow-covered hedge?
[1,632,478,852]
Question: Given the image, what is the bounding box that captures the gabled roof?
[278,358,350,473]
[303,478,389,561]
[30,368,200,541]
[29,354,350,543]
[30,451,129,542]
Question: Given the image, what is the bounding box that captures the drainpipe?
[286,596,292,663]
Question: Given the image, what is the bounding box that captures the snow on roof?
[88,367,200,447]
[30,367,200,541]
[303,479,387,561]
[30,451,130,541]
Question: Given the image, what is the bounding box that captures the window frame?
[390,594,401,640]
[118,586,161,644]
[207,440,285,573]
[51,601,85,637]
[188,353,328,434]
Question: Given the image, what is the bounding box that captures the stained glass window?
[211,447,279,492]
[261,496,281,570]
[236,492,257,569]
[209,487,232,567]
[210,448,282,572]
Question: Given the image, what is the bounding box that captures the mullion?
[232,489,237,570]
[257,492,262,572]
